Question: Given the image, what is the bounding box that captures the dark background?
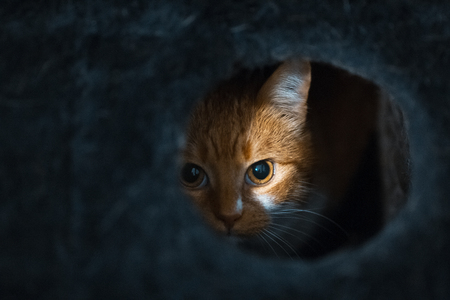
[1,1,449,298]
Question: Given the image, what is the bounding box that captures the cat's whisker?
[271,223,318,257]
[260,229,294,259]
[271,213,348,238]
[290,209,347,236]
[264,228,300,259]
[272,203,349,237]
[268,223,319,254]
[271,205,317,214]
[272,207,327,214]
[257,231,280,258]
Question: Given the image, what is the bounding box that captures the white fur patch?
[236,197,243,213]
[254,193,275,210]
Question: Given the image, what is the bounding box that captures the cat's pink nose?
[216,198,243,231]
[217,212,242,231]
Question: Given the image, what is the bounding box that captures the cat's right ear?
[257,59,311,112]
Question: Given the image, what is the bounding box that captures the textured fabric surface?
[1,1,450,298]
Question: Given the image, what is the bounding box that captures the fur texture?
[181,60,392,258]
[1,1,450,299]
[181,60,313,239]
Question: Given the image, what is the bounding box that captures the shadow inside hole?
[180,60,411,260]
[295,62,411,258]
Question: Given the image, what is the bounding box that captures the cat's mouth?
[220,222,268,238]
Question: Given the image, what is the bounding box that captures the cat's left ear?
[258,59,311,112]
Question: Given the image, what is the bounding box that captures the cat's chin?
[221,230,263,248]
[223,235,243,247]
[219,230,266,253]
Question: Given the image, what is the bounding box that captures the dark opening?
[181,60,411,259]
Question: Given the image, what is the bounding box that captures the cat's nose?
[217,212,242,231]
[216,197,243,231]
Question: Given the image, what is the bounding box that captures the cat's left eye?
[245,160,274,185]
[180,163,208,188]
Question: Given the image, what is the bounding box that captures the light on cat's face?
[180,59,312,238]
[179,159,278,236]
[180,160,274,189]
[179,158,282,236]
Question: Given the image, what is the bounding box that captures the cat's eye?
[180,163,208,188]
[245,160,274,185]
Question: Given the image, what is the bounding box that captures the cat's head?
[180,59,313,237]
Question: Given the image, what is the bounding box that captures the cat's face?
[180,60,313,237]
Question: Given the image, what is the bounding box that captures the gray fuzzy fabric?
[1,1,450,299]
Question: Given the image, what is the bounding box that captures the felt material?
[1,1,450,298]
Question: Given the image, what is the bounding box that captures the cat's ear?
[258,59,311,112]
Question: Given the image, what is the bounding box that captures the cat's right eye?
[245,160,274,186]
[180,163,208,188]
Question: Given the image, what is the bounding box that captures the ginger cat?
[180,59,407,258]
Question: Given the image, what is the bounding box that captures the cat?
[179,59,409,258]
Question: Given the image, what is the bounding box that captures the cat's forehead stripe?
[242,139,252,161]
[197,143,208,163]
[231,133,240,157]
[209,136,221,159]
[205,124,249,160]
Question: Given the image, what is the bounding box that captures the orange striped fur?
[181,60,314,237]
